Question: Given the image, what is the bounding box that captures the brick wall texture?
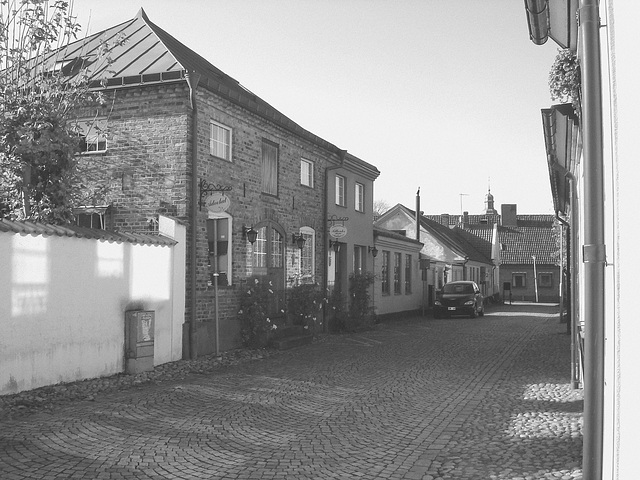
[76,81,340,352]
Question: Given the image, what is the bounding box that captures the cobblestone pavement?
[0,304,582,479]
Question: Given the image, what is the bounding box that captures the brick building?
[53,9,379,356]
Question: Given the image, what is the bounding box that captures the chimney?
[463,211,469,226]
[441,213,450,227]
[501,204,518,227]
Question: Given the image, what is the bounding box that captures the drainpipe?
[185,70,201,360]
[556,211,578,389]
[579,1,605,478]
[323,149,346,332]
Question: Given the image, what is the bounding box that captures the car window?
[442,284,474,294]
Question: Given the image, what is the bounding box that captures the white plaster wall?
[373,237,424,316]
[159,215,186,363]
[607,2,640,478]
[0,227,179,395]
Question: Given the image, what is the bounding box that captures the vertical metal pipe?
[212,220,219,357]
[579,1,605,478]
[532,255,539,302]
[415,188,420,241]
[186,71,201,360]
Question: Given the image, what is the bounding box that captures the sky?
[70,0,561,215]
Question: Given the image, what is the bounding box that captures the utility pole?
[532,255,539,303]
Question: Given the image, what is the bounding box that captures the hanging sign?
[329,225,347,238]
[206,192,230,213]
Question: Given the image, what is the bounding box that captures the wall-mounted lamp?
[368,246,378,258]
[292,233,306,250]
[329,239,341,253]
[243,225,258,245]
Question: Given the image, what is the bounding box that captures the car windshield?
[442,283,474,294]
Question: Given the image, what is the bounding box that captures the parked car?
[434,281,484,318]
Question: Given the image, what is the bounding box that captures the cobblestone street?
[0,304,582,479]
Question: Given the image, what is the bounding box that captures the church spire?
[484,179,497,215]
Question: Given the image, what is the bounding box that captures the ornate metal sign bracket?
[199,179,232,210]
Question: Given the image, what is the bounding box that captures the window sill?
[79,150,108,156]
[209,153,232,162]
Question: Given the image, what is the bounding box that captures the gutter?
[185,70,201,360]
[579,1,606,478]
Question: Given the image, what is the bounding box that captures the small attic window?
[46,57,86,77]
[480,218,488,224]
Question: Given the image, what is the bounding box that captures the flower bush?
[287,283,326,335]
[549,48,581,116]
[327,288,346,333]
[347,271,376,330]
[237,278,281,348]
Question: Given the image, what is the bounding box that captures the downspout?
[185,70,201,360]
[579,1,605,478]
[323,149,346,332]
[556,211,578,389]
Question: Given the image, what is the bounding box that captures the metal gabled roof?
[0,219,176,246]
[41,9,183,86]
[45,9,380,176]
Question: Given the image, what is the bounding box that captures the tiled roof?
[417,215,492,264]
[498,225,559,265]
[0,219,176,246]
[455,225,494,261]
[421,212,559,266]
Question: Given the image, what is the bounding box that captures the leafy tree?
[0,0,119,223]
[373,199,391,218]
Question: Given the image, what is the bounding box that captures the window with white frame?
[206,213,232,286]
[405,254,412,294]
[299,226,315,283]
[355,182,364,212]
[76,117,107,153]
[381,250,390,295]
[538,272,553,288]
[512,272,526,288]
[353,245,366,275]
[210,120,232,161]
[261,139,279,195]
[74,206,109,229]
[300,158,314,187]
[394,252,402,294]
[335,174,345,206]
